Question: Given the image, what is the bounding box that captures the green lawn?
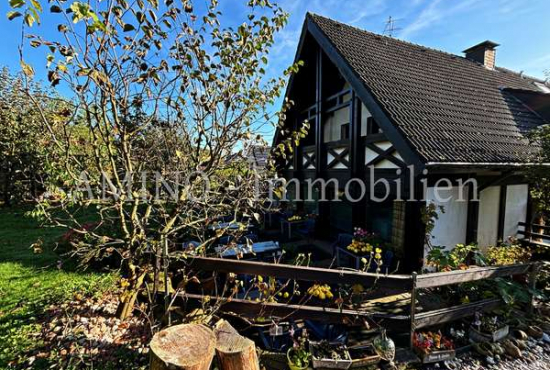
[0,207,116,369]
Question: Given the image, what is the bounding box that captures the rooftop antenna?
[383,16,402,37]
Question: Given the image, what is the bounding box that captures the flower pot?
[468,325,510,342]
[414,348,456,364]
[469,325,509,343]
[287,348,309,370]
[348,344,380,368]
[310,342,352,369]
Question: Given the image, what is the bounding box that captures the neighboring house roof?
[245,145,270,168]
[296,13,549,165]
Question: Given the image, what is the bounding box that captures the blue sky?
[1,0,550,141]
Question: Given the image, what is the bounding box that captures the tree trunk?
[117,269,147,320]
[214,320,260,370]
[150,324,216,370]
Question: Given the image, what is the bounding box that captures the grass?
[0,206,116,369]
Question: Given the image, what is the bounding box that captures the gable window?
[368,117,382,134]
[360,103,382,136]
[340,123,350,140]
[323,105,350,143]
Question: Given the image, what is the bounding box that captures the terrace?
[156,211,546,367]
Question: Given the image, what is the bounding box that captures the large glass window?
[360,103,382,136]
[368,201,394,241]
[330,201,353,234]
[323,106,350,143]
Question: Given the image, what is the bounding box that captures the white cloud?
[399,0,480,39]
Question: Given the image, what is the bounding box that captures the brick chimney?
[463,40,500,70]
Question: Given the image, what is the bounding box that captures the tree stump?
[150,324,216,370]
[214,320,260,370]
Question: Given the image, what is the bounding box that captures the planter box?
[414,348,456,364]
[469,325,509,343]
[348,345,380,368]
[310,342,352,370]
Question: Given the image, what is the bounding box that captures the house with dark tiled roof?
[274,14,550,271]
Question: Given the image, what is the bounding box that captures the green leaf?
[50,5,63,13]
[24,13,35,27]
[7,11,22,20]
[9,0,25,9]
[20,60,34,78]
[123,23,135,32]
[30,0,42,12]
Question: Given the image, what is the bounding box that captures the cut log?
[150,324,216,370]
[214,319,260,370]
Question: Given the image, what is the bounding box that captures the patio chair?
[331,233,353,257]
[380,250,394,274]
[305,320,348,343]
[295,218,316,242]
[369,250,394,273]
[218,235,235,245]
[237,233,259,247]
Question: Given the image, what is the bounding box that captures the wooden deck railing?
[518,221,550,248]
[169,254,539,346]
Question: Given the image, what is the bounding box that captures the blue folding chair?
[296,218,316,242]
[331,233,353,257]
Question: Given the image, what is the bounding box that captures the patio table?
[280,219,306,239]
[216,241,281,259]
[208,221,251,231]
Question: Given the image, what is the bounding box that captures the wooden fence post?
[409,272,418,349]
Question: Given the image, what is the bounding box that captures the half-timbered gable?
[274,13,550,271]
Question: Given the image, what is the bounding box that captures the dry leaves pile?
[16,292,150,369]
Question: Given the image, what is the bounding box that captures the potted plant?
[287,346,310,370]
[348,343,380,368]
[287,328,310,370]
[310,341,352,369]
[469,313,509,343]
[413,331,455,364]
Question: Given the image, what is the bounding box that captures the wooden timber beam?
[414,298,502,329]
[415,264,531,289]
[179,293,409,329]
[176,256,413,290]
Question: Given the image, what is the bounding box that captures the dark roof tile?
[309,14,547,163]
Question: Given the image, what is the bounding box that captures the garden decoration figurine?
[373,329,395,362]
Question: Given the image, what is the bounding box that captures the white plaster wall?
[323,107,349,142]
[425,186,469,251]
[477,186,501,249]
[360,103,370,136]
[503,184,528,241]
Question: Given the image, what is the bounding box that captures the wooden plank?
[517,230,550,239]
[518,222,550,231]
[176,256,413,290]
[414,298,502,329]
[179,293,409,329]
[415,264,531,289]
[523,240,550,248]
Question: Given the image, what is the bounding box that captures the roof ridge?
[307,12,543,83]
[307,13,467,61]
[495,66,547,85]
